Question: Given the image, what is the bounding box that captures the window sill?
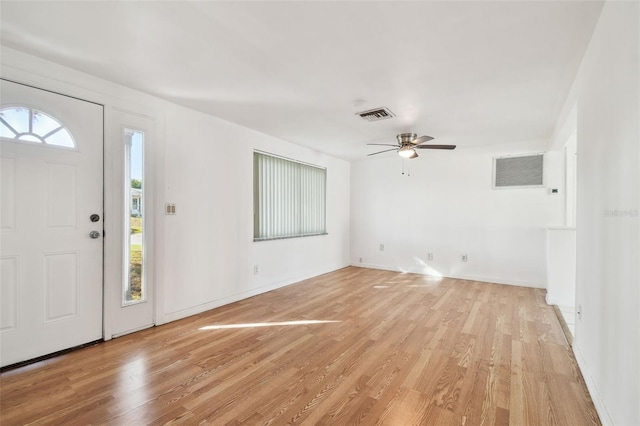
[253,233,328,242]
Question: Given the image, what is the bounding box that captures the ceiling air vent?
[356,107,395,122]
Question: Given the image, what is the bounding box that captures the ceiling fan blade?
[367,148,398,156]
[366,143,398,147]
[415,144,456,150]
[412,135,434,145]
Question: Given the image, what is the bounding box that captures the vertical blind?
[254,151,327,240]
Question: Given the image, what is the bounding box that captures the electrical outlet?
[426,253,433,261]
[359,257,363,263]
[461,254,468,262]
[253,265,259,275]
[380,244,385,251]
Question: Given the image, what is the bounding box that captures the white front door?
[0,79,103,367]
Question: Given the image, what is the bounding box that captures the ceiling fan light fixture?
[398,146,416,158]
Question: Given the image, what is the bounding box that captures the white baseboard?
[352,262,544,289]
[112,323,155,339]
[572,343,614,426]
[545,293,576,307]
[162,264,348,323]
[546,294,563,305]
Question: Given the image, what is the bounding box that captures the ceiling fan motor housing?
[397,133,418,145]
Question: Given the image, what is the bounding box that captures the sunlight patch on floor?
[413,258,444,278]
[199,320,341,330]
[388,260,444,279]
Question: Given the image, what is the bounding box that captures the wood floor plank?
[0,267,600,425]
[376,387,431,426]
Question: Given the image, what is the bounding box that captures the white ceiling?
[0,1,603,160]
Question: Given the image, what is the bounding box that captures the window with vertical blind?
[253,151,327,241]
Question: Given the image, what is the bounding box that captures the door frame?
[104,107,157,337]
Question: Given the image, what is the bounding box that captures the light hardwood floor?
[1,267,599,425]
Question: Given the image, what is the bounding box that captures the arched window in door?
[0,106,75,148]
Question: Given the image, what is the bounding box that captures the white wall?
[350,141,564,287]
[565,133,578,227]
[161,104,350,321]
[568,2,640,425]
[0,48,351,332]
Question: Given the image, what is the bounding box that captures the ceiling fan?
[367,133,456,159]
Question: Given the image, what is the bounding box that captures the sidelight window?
[124,129,145,304]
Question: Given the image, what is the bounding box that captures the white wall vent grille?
[356,107,395,122]
[493,153,544,189]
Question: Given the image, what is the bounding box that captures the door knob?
[89,231,101,239]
